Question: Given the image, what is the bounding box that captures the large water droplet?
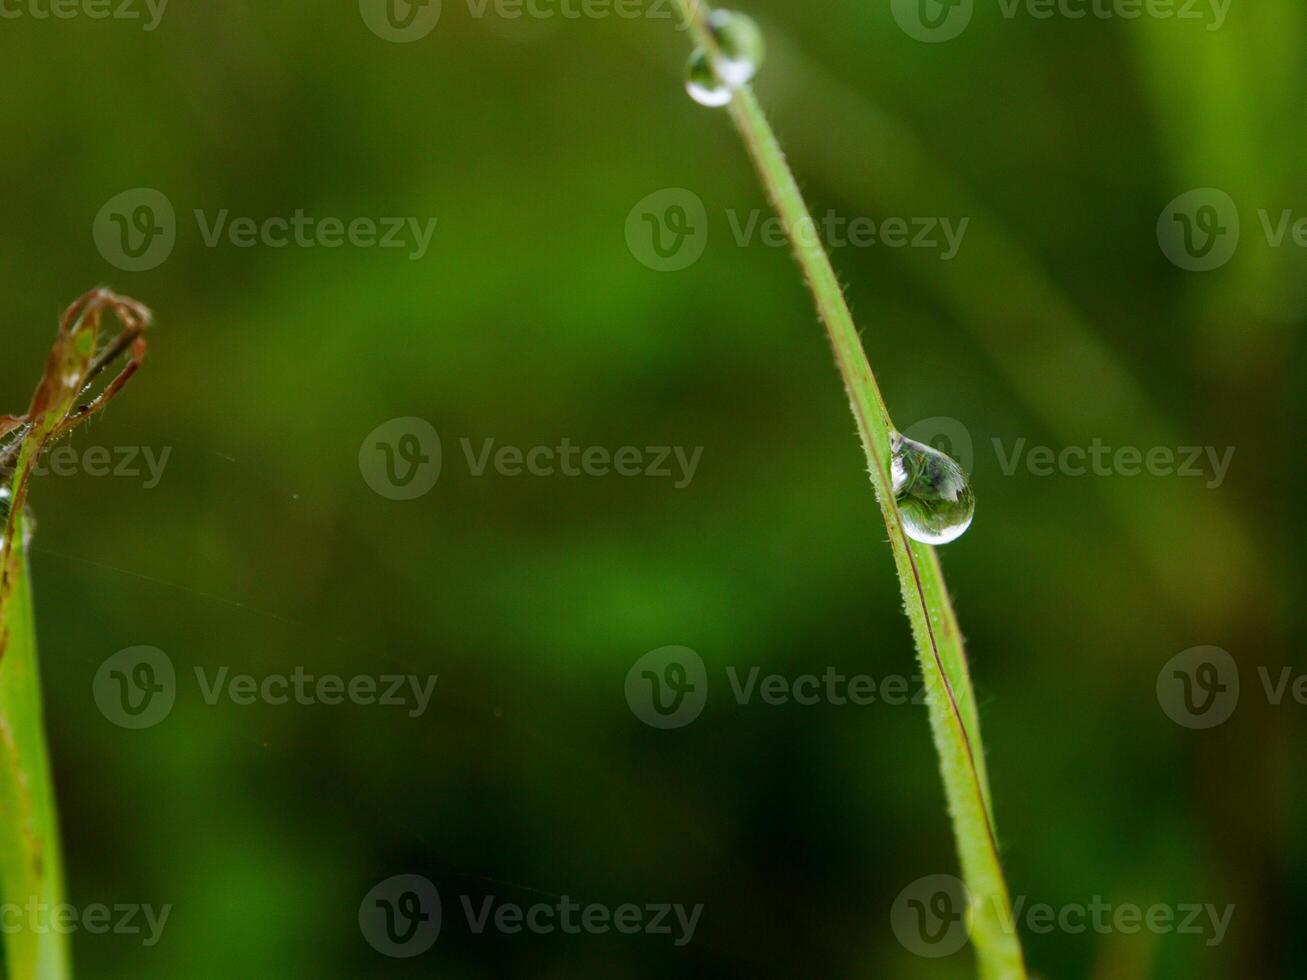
[685,47,733,107]
[707,9,765,87]
[891,434,974,545]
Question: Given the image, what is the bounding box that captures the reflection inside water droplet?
[891,434,975,545]
[684,10,766,108]
[685,47,733,107]
[707,9,765,87]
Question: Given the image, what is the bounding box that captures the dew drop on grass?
[685,10,765,107]
[686,47,733,107]
[707,9,765,87]
[891,434,975,545]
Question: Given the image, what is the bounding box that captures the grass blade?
[0,532,70,980]
[669,6,1026,976]
[0,288,152,980]
[759,33,1264,630]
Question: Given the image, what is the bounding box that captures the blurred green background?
[0,0,1301,976]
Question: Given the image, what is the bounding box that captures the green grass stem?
[669,5,1027,976]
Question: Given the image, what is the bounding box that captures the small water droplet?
[891,433,974,545]
[684,10,765,107]
[708,9,765,87]
[685,47,733,107]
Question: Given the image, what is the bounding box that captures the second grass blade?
[668,5,1026,976]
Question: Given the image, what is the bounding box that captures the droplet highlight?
[684,9,765,108]
[891,434,975,545]
[685,47,733,107]
[707,9,765,87]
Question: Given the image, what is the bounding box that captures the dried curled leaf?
[0,288,151,617]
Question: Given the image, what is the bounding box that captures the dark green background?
[0,0,1300,976]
